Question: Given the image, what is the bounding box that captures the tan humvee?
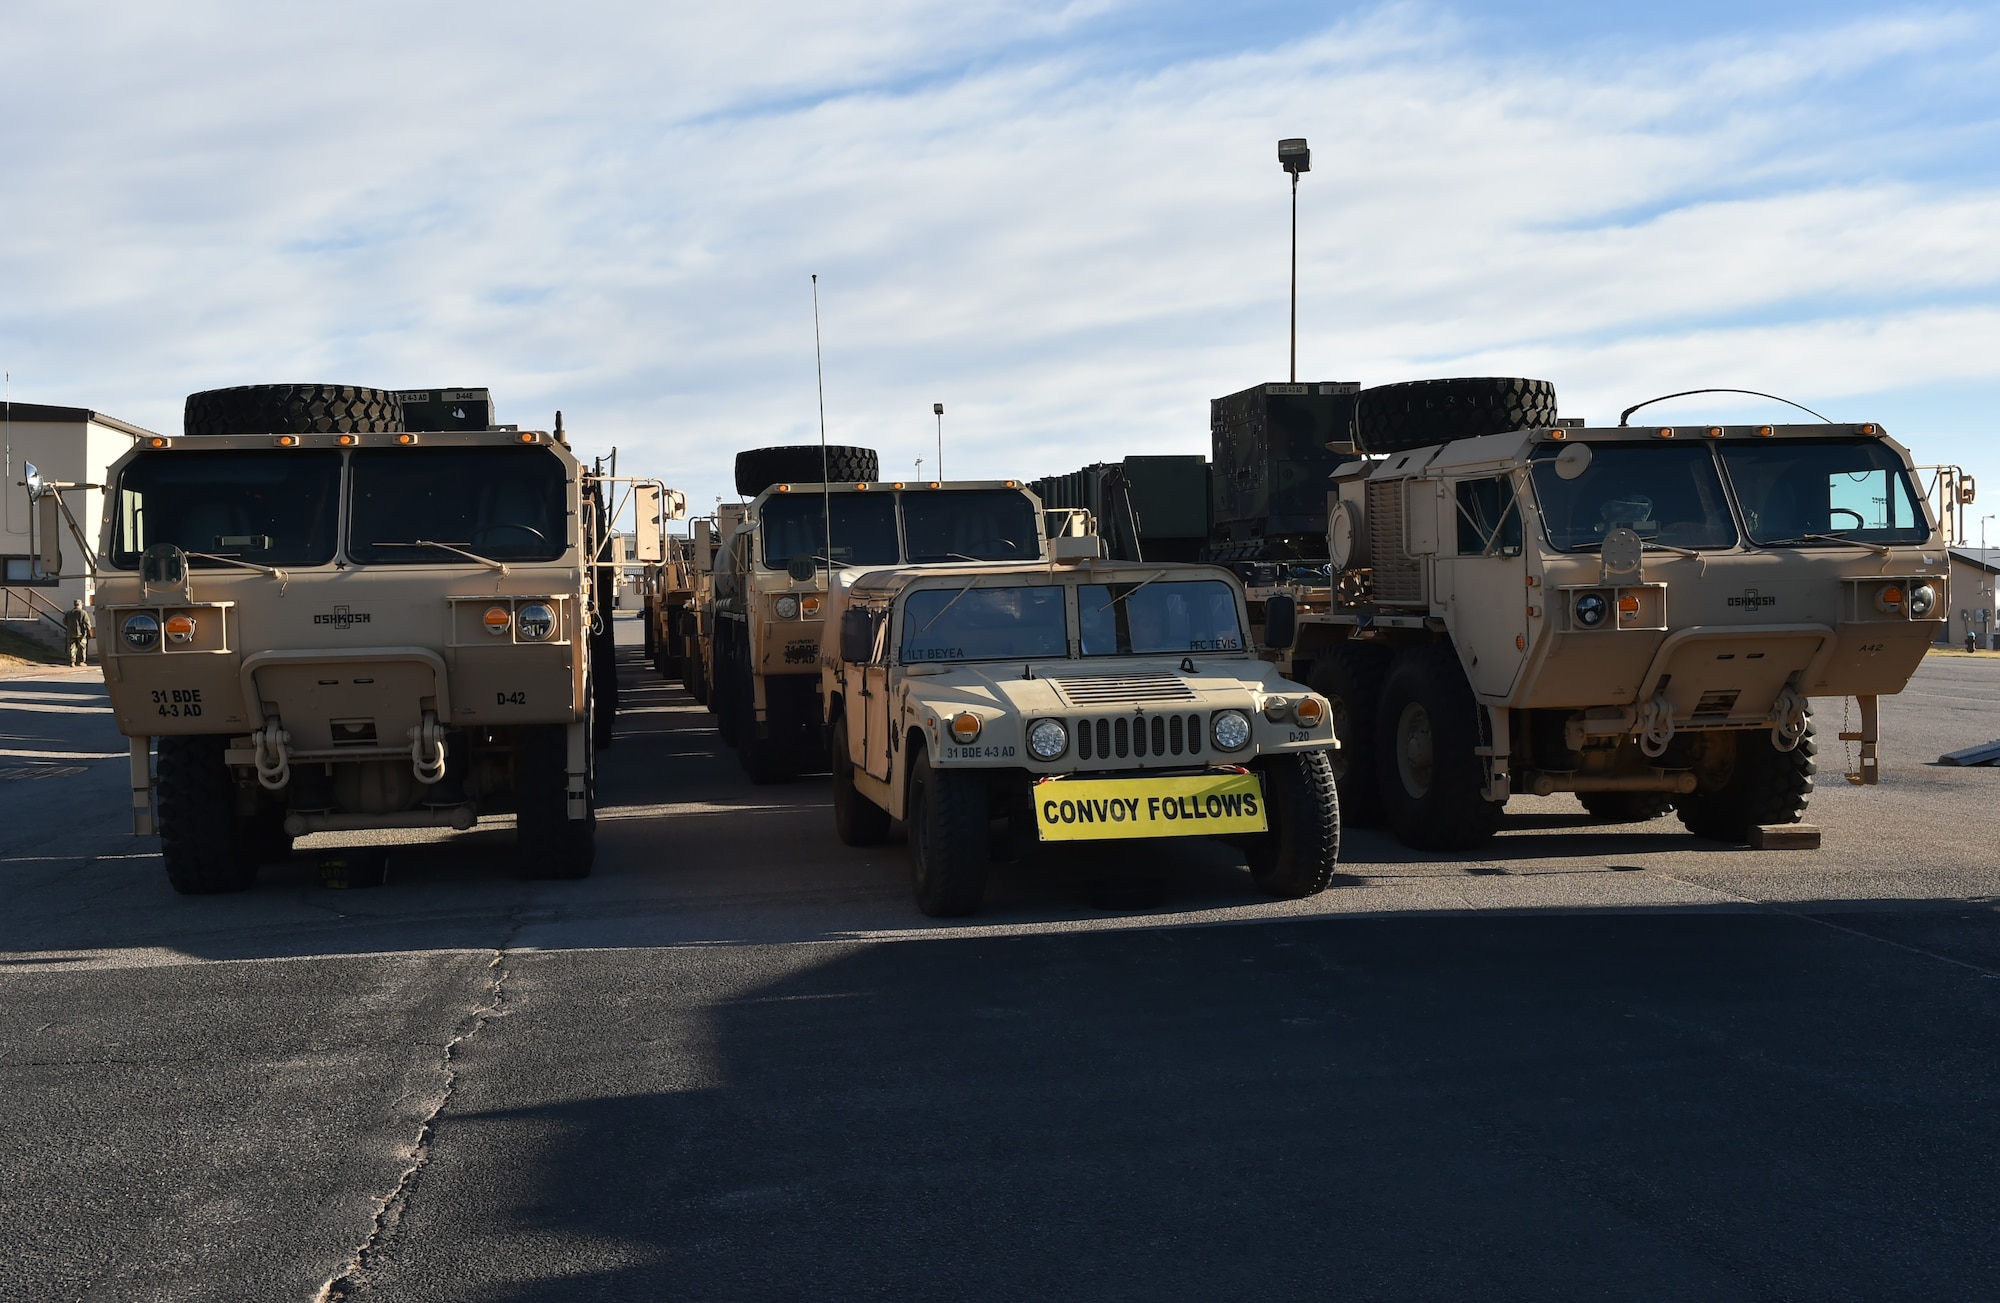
[88,387,622,892]
[822,553,1341,917]
[710,476,1048,783]
[1292,419,1947,850]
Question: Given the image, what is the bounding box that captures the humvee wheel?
[1579,791,1675,823]
[907,750,988,917]
[832,717,891,846]
[516,723,595,878]
[1376,646,1504,851]
[1307,643,1390,828]
[1674,722,1815,843]
[1244,752,1341,898]
[157,735,258,894]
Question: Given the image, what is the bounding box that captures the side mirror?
[1262,594,1297,652]
[634,485,664,562]
[141,542,186,590]
[839,607,877,664]
[787,553,818,583]
[36,492,63,577]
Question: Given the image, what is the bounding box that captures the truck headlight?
[1907,583,1937,618]
[517,603,556,641]
[121,612,160,650]
[1211,709,1251,752]
[1574,592,1609,627]
[1027,718,1067,760]
[775,595,800,619]
[949,712,982,743]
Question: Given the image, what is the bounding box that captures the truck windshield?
[902,490,1042,563]
[900,585,1067,663]
[760,494,900,569]
[1528,444,1738,551]
[1718,439,1929,546]
[111,450,341,569]
[1080,580,1244,655]
[347,447,567,565]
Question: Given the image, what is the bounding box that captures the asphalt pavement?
[4,623,1998,1300]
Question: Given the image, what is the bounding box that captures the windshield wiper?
[373,540,511,574]
[920,575,986,632]
[1761,532,1892,557]
[1639,540,1703,558]
[184,551,288,579]
[1096,571,1168,612]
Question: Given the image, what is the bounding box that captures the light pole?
[1985,515,1997,649]
[933,402,944,481]
[1278,138,1310,383]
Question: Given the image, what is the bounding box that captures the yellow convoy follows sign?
[1034,771,1267,841]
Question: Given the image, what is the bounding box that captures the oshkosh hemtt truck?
[1291,377,1947,850]
[90,383,617,891]
[709,444,1049,783]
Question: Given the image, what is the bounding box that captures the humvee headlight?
[1908,583,1938,618]
[775,595,800,619]
[121,612,160,651]
[1294,696,1326,727]
[1875,584,1906,614]
[1574,592,1609,627]
[1027,718,1068,760]
[517,603,556,641]
[483,606,513,636]
[1212,709,1251,752]
[949,712,982,744]
[163,613,197,645]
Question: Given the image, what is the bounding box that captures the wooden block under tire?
[1749,824,1821,850]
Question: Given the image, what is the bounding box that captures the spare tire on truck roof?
[734,445,879,497]
[1352,377,1557,454]
[184,384,404,437]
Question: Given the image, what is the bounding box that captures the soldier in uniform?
[65,600,91,666]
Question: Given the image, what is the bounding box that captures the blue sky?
[2,1,1997,536]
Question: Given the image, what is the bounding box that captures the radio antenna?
[812,274,832,580]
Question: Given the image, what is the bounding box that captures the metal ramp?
[1938,739,2000,767]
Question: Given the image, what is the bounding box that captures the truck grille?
[1075,712,1205,761]
[1050,673,1199,706]
[1368,479,1423,605]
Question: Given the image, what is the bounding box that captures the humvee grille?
[1051,673,1199,706]
[1367,479,1423,605]
[1075,712,1205,761]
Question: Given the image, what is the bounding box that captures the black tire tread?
[1353,378,1557,454]
[515,723,594,878]
[832,717,892,846]
[1245,751,1341,898]
[1375,644,1505,851]
[734,445,880,497]
[1307,642,1390,828]
[909,750,988,917]
[1675,724,1816,843]
[157,735,257,894]
[184,384,404,436]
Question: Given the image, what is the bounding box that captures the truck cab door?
[1442,475,1530,698]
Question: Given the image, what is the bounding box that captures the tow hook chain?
[408,713,448,785]
[1769,684,1809,753]
[1637,690,1676,758]
[253,719,291,791]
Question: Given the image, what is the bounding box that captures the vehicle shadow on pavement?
[340,908,2000,1302]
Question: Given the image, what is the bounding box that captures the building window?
[2,557,59,586]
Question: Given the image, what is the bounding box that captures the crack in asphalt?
[315,910,529,1302]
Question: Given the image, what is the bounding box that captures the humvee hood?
[906,658,1269,714]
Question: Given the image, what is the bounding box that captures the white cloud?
[1,1,1996,522]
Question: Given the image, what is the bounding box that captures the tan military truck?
[710,444,1048,783]
[84,382,617,892]
[821,553,1340,916]
[1290,377,1946,850]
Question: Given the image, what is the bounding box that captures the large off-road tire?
[712,645,739,745]
[642,611,655,659]
[688,644,709,706]
[1307,642,1391,828]
[157,735,257,894]
[737,705,800,785]
[906,750,988,917]
[1674,724,1816,843]
[1579,791,1676,823]
[1244,752,1341,898]
[515,723,594,878]
[1353,378,1558,455]
[733,445,879,497]
[832,717,892,846]
[1375,645,1505,851]
[183,384,404,437]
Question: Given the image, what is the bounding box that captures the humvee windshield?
[112,450,342,569]
[348,447,567,564]
[760,489,1041,569]
[900,586,1067,663]
[1719,439,1928,546]
[1529,444,1738,552]
[1080,581,1243,655]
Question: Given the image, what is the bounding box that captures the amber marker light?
[950,712,982,743]
[396,433,417,445]
[1657,427,1675,439]
[1860,423,1878,435]
[1617,594,1641,619]
[892,481,906,489]
[1758,426,1775,437]
[800,595,823,618]
[483,606,512,636]
[163,613,197,645]
[929,481,940,488]
[148,436,169,448]
[275,435,300,447]
[1293,696,1326,727]
[1547,428,1566,440]
[854,482,870,490]
[1707,427,1724,438]
[777,484,791,492]
[337,434,357,446]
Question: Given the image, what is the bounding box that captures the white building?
[2,402,163,646]
[1947,548,2000,650]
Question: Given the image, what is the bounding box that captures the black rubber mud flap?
[733,445,879,497]
[183,384,404,436]
[1352,378,1558,454]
